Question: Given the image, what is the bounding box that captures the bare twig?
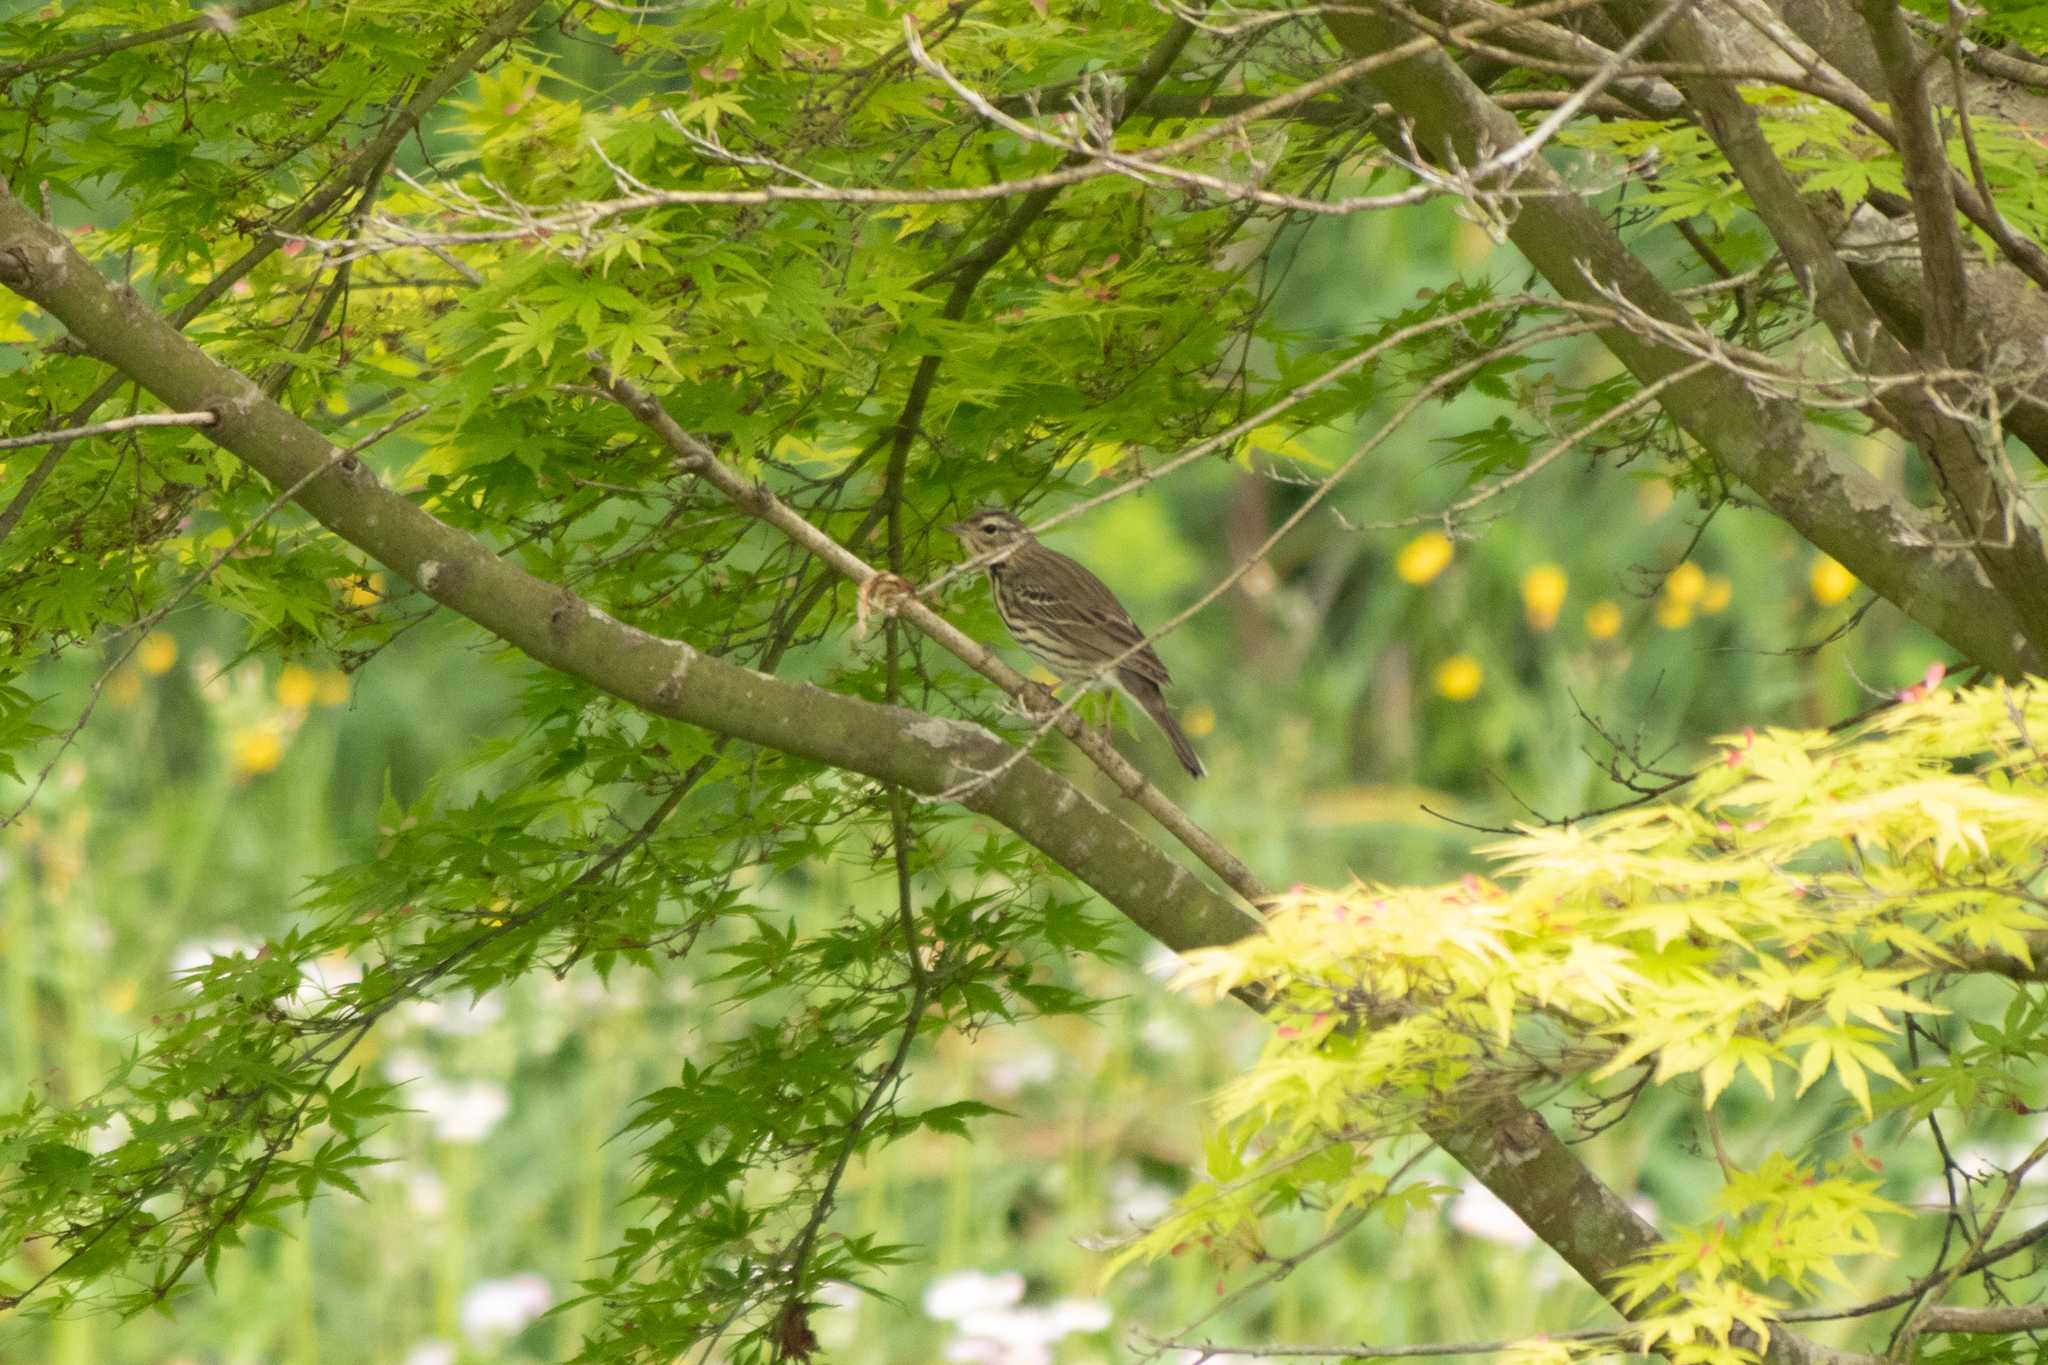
[293,0,1681,267]
[0,410,216,451]
[1893,1135,2048,1359]
[1859,0,1970,361]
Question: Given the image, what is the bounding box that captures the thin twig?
[0,410,217,451]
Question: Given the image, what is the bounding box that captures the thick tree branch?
[1916,1305,2048,1334]
[1614,0,2048,659]
[1858,0,1969,357]
[1324,6,2044,679]
[1418,0,2048,342]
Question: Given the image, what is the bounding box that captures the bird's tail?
[1121,673,1205,779]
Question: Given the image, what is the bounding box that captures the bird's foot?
[1016,680,1058,715]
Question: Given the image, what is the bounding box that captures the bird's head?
[944,508,1033,557]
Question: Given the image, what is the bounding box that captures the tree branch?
[0,0,544,549]
[0,410,216,450]
[1612,0,2048,665]
[1917,1305,2048,1334]
[1859,0,1970,359]
[0,174,1264,959]
[1324,4,2044,679]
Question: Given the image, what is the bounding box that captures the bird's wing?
[1028,549,1174,687]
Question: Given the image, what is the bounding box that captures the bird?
[945,507,1205,779]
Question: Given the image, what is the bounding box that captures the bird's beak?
[944,520,970,536]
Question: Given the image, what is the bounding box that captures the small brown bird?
[946,508,1205,779]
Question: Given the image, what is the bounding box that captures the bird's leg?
[1016,679,1058,715]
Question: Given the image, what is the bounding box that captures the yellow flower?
[337,572,385,609]
[136,632,178,675]
[1700,574,1733,614]
[106,667,142,707]
[1584,600,1623,640]
[1520,564,1568,632]
[1180,702,1217,739]
[1453,219,1497,269]
[1810,555,1856,606]
[314,670,352,707]
[1655,596,1694,630]
[1433,654,1482,701]
[230,727,284,779]
[1663,562,1705,606]
[276,664,317,709]
[1395,532,1453,586]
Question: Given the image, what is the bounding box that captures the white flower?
[292,952,362,1007]
[982,1046,1058,1097]
[402,1341,456,1365]
[383,1053,510,1143]
[380,1049,434,1088]
[944,1338,1040,1365]
[459,1272,553,1344]
[400,994,504,1036]
[1044,1298,1111,1335]
[1141,945,1184,980]
[169,936,259,983]
[930,1277,1110,1365]
[414,1078,510,1144]
[944,1304,1111,1364]
[87,1113,132,1155]
[406,1168,449,1218]
[1448,1183,1535,1247]
[1109,1168,1174,1226]
[1138,1013,1192,1055]
[364,1159,449,1218]
[924,1269,1026,1322]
